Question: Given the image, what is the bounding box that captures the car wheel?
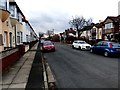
[79,46,81,50]
[90,49,93,53]
[52,49,55,52]
[72,45,75,49]
[104,51,109,57]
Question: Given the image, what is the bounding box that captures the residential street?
[44,43,119,88]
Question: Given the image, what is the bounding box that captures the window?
[10,6,15,17]
[0,0,6,9]
[4,32,7,47]
[17,32,20,44]
[17,36,20,44]
[102,42,108,46]
[21,32,23,43]
[26,35,28,42]
[74,41,78,43]
[17,13,22,23]
[78,41,86,44]
[105,23,113,29]
[96,42,103,46]
[92,28,96,32]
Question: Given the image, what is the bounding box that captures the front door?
[10,32,12,47]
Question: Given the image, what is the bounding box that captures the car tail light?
[109,43,113,48]
[43,46,47,48]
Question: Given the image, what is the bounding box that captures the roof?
[81,25,93,31]
[95,22,103,28]
[104,16,119,23]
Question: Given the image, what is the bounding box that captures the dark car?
[90,41,120,57]
[41,41,55,52]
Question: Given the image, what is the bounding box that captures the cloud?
[15,0,119,35]
[28,10,70,34]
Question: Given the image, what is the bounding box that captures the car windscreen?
[78,41,86,44]
[43,42,53,46]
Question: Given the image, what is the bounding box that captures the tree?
[69,16,92,38]
[39,32,44,39]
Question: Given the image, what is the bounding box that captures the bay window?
[0,0,6,9]
[105,23,113,29]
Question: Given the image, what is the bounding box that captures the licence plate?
[47,48,52,50]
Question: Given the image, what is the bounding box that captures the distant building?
[0,0,38,52]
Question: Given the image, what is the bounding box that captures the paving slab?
[6,67,20,75]
[2,74,16,84]
[2,43,39,90]
[12,74,29,84]
[2,84,9,90]
[8,83,26,88]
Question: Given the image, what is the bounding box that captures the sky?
[15,0,120,35]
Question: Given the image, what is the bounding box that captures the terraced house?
[80,16,120,43]
[0,0,38,71]
[0,0,38,52]
[80,22,103,42]
[103,15,120,42]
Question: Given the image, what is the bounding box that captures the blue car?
[90,41,120,57]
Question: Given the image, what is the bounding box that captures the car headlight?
[82,45,86,48]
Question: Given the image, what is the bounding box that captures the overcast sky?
[15,0,120,35]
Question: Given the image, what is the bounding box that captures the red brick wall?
[2,50,20,71]
[1,45,25,72]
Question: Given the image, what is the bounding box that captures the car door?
[76,42,80,48]
[100,42,108,54]
[73,41,78,48]
[93,41,103,53]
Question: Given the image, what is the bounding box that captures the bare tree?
[69,16,92,38]
[39,32,44,39]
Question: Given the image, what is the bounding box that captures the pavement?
[1,42,44,90]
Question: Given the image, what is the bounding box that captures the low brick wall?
[1,45,25,72]
[1,41,38,72]
[0,48,20,71]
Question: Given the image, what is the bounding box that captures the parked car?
[41,41,55,52]
[90,41,120,57]
[72,40,91,50]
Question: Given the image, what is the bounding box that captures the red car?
[41,41,55,52]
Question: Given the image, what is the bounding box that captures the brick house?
[102,16,120,42]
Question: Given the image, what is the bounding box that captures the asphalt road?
[44,43,119,88]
